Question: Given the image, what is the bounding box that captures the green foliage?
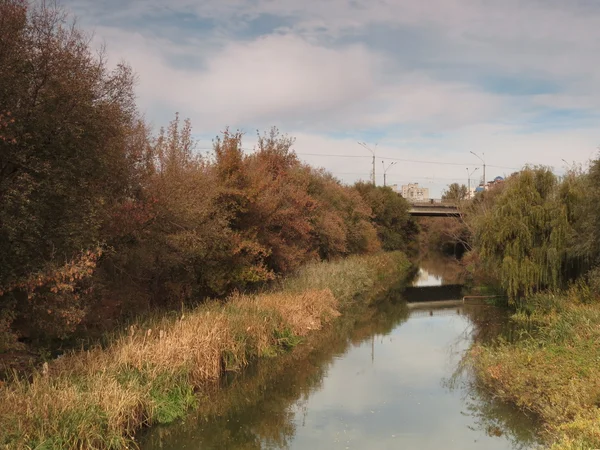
[469,164,600,448]
[570,160,600,265]
[442,183,468,202]
[283,251,411,306]
[353,182,417,251]
[472,293,600,449]
[471,167,574,301]
[149,372,197,424]
[273,327,302,350]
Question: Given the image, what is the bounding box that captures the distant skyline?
[63,0,600,196]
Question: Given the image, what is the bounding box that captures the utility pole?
[382,160,397,187]
[466,167,479,199]
[470,151,486,186]
[561,159,571,183]
[358,142,377,186]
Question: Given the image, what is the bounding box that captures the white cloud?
[64,0,600,196]
[95,26,516,134]
[95,29,383,129]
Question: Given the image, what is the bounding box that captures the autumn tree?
[0,1,138,338]
[306,170,380,258]
[0,0,420,346]
[213,128,319,276]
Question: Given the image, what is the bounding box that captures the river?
[139,255,539,449]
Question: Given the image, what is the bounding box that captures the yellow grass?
[471,294,600,449]
[0,252,410,449]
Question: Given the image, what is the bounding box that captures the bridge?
[408,201,460,217]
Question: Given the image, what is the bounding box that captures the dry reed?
[0,252,410,449]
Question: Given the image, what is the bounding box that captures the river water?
[140,256,539,450]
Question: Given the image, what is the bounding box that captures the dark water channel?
[140,255,539,450]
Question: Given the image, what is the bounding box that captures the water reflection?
[413,267,444,287]
[140,294,538,450]
[413,254,466,286]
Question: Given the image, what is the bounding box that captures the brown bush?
[0,0,407,347]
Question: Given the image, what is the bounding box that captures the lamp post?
[470,151,486,187]
[466,167,479,199]
[358,142,377,186]
[561,159,570,183]
[382,160,397,187]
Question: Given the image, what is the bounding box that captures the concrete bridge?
[408,201,460,217]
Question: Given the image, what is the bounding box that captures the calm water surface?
[140,257,539,450]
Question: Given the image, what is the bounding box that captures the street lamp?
[561,159,571,182]
[470,151,486,186]
[382,160,397,187]
[358,142,377,186]
[466,167,479,199]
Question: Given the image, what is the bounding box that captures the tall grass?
[471,292,600,449]
[283,252,410,305]
[0,252,410,449]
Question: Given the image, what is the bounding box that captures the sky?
[62,0,600,197]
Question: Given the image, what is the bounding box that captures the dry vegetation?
[462,166,600,449]
[0,252,411,449]
[0,3,416,447]
[0,1,416,363]
[471,292,600,449]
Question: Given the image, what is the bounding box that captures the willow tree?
[472,167,571,301]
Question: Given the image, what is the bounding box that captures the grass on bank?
[0,252,410,450]
[471,292,600,450]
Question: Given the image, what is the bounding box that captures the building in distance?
[398,183,430,202]
[475,176,505,194]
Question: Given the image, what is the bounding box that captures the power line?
[296,153,367,159]
[196,146,531,172]
[331,172,471,181]
[294,152,520,170]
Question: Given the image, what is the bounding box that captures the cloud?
[95,26,514,134]
[62,0,600,196]
[94,28,383,129]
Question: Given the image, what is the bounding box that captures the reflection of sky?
[286,311,529,450]
[140,306,536,449]
[413,267,444,287]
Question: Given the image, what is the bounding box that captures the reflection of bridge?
[403,284,463,303]
[408,307,463,318]
[408,201,460,217]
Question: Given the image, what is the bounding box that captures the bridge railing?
[409,199,458,207]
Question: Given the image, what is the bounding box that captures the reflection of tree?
[464,385,540,450]
[443,305,541,450]
[139,293,410,450]
[414,253,466,285]
[140,299,539,450]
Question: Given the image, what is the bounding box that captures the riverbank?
[0,252,411,450]
[471,293,600,449]
[140,280,414,448]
